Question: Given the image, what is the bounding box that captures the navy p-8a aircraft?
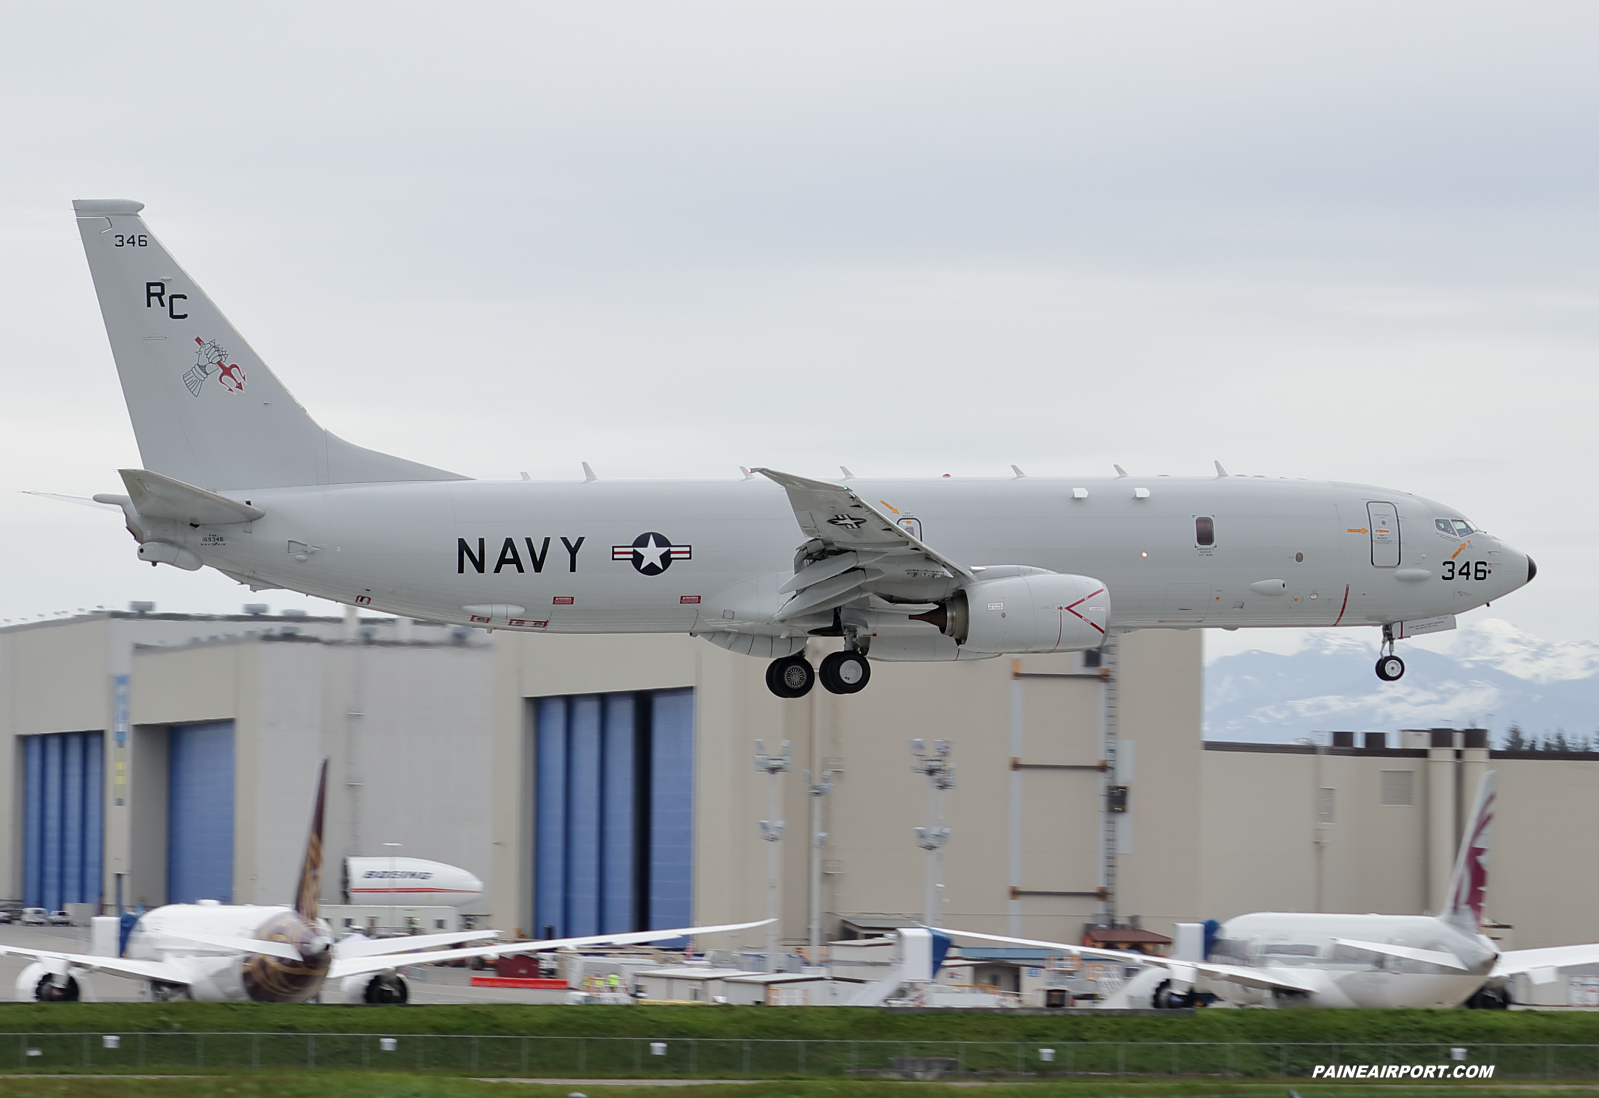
[64,200,1535,698]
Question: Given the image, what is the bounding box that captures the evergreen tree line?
[1500,723,1599,753]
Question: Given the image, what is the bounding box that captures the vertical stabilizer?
[72,200,466,491]
[295,761,328,921]
[1444,770,1495,932]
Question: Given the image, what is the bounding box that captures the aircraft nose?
[1527,556,1537,584]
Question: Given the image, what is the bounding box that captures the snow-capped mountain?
[1204,619,1599,745]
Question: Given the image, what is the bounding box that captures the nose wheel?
[1375,625,1406,681]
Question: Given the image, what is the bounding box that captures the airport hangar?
[3,607,1596,956]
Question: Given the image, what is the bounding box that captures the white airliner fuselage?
[1202,911,1496,1009]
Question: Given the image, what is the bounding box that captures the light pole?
[382,842,401,933]
[804,768,834,953]
[754,739,791,971]
[910,739,955,927]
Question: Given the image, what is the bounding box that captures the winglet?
[1010,465,1027,479]
[294,760,328,920]
[839,466,854,479]
[582,462,598,483]
[1214,461,1229,478]
[1113,464,1128,478]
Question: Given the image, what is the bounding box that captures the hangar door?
[168,721,235,904]
[533,689,694,939]
[22,731,104,913]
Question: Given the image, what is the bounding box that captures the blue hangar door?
[167,721,235,904]
[22,731,104,913]
[534,689,694,940]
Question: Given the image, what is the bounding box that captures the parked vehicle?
[20,908,47,926]
[46,910,71,926]
[0,910,12,924]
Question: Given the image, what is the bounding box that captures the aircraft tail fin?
[1443,770,1496,932]
[294,761,329,921]
[72,200,467,492]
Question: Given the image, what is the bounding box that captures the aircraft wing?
[0,944,190,986]
[1491,942,1599,981]
[938,927,1325,995]
[754,468,970,620]
[335,929,501,961]
[329,917,775,981]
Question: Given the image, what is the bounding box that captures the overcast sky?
[3,2,1596,657]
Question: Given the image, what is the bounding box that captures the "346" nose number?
[1442,560,1489,581]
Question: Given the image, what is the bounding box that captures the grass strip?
[0,1003,1594,1044]
[3,1077,1599,1098]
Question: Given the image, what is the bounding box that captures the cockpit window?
[1453,520,1474,537]
[1437,519,1475,537]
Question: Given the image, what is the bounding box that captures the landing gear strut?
[1375,625,1406,681]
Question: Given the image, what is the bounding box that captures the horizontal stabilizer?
[1329,937,1469,971]
[169,931,302,962]
[116,468,264,525]
[335,928,500,961]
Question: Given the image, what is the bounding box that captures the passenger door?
[1367,502,1400,568]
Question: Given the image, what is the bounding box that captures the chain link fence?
[3,1035,1594,1078]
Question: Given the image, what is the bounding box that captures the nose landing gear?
[1375,624,1406,681]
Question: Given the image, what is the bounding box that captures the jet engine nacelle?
[338,971,410,1005]
[922,568,1110,654]
[15,962,84,1002]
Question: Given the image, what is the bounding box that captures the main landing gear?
[1375,625,1406,681]
[765,651,872,698]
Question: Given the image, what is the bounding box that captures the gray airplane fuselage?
[158,473,1529,641]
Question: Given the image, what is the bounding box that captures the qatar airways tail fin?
[72,200,466,492]
[1443,770,1496,932]
[294,761,329,921]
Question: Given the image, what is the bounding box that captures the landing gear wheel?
[1375,655,1406,681]
[765,655,815,698]
[819,650,871,694]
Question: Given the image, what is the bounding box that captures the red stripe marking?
[1332,584,1350,626]
[348,888,477,895]
[1064,588,1108,636]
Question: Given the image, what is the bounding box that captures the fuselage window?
[1195,516,1215,547]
